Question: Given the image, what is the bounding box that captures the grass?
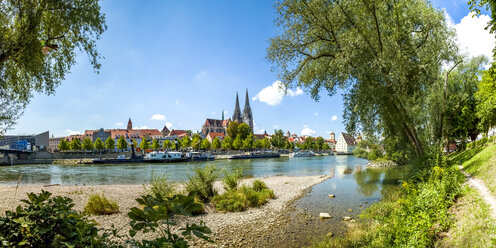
[436,186,496,248]
[186,165,220,202]
[143,171,175,197]
[84,193,120,215]
[450,143,496,194]
[212,179,276,212]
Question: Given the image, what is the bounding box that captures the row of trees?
[57,132,332,152]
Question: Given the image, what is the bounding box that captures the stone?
[348,208,353,212]
[328,194,335,198]
[326,232,334,238]
[343,216,352,221]
[319,213,332,219]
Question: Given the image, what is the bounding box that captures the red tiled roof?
[204,119,223,127]
[168,129,188,137]
[341,133,356,146]
[208,132,225,139]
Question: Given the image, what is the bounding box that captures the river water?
[0,155,369,185]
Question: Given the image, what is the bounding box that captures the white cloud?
[254,126,265,134]
[150,114,166,121]
[165,122,173,129]
[115,122,123,126]
[331,115,338,121]
[301,125,316,136]
[447,11,495,60]
[314,112,319,117]
[135,125,149,130]
[64,129,82,135]
[175,100,180,105]
[252,81,304,106]
[224,110,229,115]
[273,125,281,129]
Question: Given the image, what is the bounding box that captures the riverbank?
[0,175,331,247]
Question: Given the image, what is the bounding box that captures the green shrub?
[128,193,212,247]
[0,190,110,247]
[186,165,220,202]
[143,171,175,197]
[213,182,275,212]
[222,168,242,191]
[84,193,120,215]
[252,179,268,192]
[212,190,248,212]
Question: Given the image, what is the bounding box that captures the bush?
[213,180,275,212]
[0,190,110,247]
[186,165,220,202]
[84,193,120,215]
[143,171,175,197]
[252,179,268,192]
[212,190,248,212]
[222,168,242,191]
[128,193,212,247]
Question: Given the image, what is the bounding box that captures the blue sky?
[8,0,494,138]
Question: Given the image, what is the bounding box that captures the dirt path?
[459,165,496,219]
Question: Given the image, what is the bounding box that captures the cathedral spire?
[222,109,224,121]
[232,92,243,123]
[243,89,253,131]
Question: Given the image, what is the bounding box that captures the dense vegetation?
[84,194,120,215]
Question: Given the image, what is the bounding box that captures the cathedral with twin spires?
[232,89,254,132]
[201,89,254,137]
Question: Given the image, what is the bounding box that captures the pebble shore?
[0,175,330,247]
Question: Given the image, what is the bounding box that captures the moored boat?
[289,151,315,157]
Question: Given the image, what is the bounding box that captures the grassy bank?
[311,143,496,247]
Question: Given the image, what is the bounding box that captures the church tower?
[243,89,254,131]
[232,92,243,123]
[127,118,132,130]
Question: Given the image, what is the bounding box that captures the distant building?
[336,133,356,153]
[202,118,229,136]
[49,137,64,152]
[0,131,49,151]
[92,128,111,143]
[168,129,189,139]
[325,131,337,151]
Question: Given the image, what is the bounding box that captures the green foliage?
[475,66,496,135]
[84,194,119,215]
[151,139,160,150]
[221,136,233,150]
[0,190,109,247]
[58,138,70,151]
[181,136,192,149]
[70,138,82,151]
[227,121,239,139]
[128,193,212,247]
[212,137,221,150]
[223,168,243,191]
[143,172,175,198]
[82,137,94,150]
[192,136,202,150]
[201,138,211,150]
[267,0,457,158]
[212,180,275,212]
[270,129,286,149]
[94,137,104,150]
[116,136,128,150]
[0,0,106,133]
[301,136,315,150]
[233,136,243,150]
[237,123,252,140]
[353,139,384,161]
[315,137,325,150]
[261,137,271,149]
[105,136,115,150]
[243,133,254,150]
[163,139,173,150]
[186,165,220,202]
[140,136,150,150]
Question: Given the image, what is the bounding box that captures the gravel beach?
[0,175,331,247]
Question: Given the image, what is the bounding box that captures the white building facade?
[335,133,356,153]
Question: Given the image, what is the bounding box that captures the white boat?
[289,151,315,157]
[144,151,187,162]
[185,152,215,161]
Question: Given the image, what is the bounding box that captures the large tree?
[476,66,496,136]
[82,137,94,151]
[0,0,106,133]
[267,0,456,157]
[105,136,115,151]
[70,138,82,151]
